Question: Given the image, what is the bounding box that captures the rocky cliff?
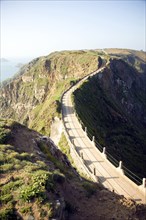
[0,48,146,219]
[0,50,104,135]
[0,48,146,179]
[73,51,146,181]
[98,58,146,127]
[1,49,145,136]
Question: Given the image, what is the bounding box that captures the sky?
[1,0,146,59]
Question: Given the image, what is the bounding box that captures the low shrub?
[20,206,32,214]
[0,152,5,165]
[1,179,23,195]
[52,171,66,184]
[0,193,13,204]
[20,170,53,202]
[36,160,47,170]
[0,202,16,220]
[17,152,32,161]
[40,209,47,218]
[0,127,11,144]
[0,163,14,173]
[82,181,97,197]
[20,184,45,202]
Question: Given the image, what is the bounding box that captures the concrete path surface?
[62,68,146,204]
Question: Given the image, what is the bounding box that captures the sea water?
[0,58,32,82]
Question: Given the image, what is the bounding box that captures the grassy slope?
[29,50,105,135]
[0,119,104,220]
[1,119,146,220]
[0,50,104,136]
[1,49,145,137]
[0,119,68,219]
[25,49,146,136]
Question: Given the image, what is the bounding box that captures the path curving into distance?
[61,65,146,203]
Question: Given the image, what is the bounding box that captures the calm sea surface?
[0,58,32,82]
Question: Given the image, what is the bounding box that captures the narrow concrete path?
[62,67,146,204]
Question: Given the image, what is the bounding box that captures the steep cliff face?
[98,58,146,127]
[0,50,103,134]
[1,49,145,136]
[1,49,146,218]
[73,52,146,180]
[105,48,146,73]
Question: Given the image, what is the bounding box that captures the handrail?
[71,83,144,186]
[61,64,145,195]
[74,101,143,185]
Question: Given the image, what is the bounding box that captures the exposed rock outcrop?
[98,58,146,127]
[73,50,146,180]
[0,50,101,133]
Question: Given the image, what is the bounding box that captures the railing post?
[92,136,95,143]
[142,178,146,188]
[85,127,87,134]
[80,152,83,160]
[102,147,107,159]
[103,147,106,154]
[117,161,124,175]
[93,167,96,176]
[119,161,122,169]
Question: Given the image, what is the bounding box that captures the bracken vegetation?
[0,144,55,219]
[0,119,67,219]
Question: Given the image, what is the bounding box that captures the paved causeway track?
[62,66,146,203]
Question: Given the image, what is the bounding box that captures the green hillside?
[0,50,104,136]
